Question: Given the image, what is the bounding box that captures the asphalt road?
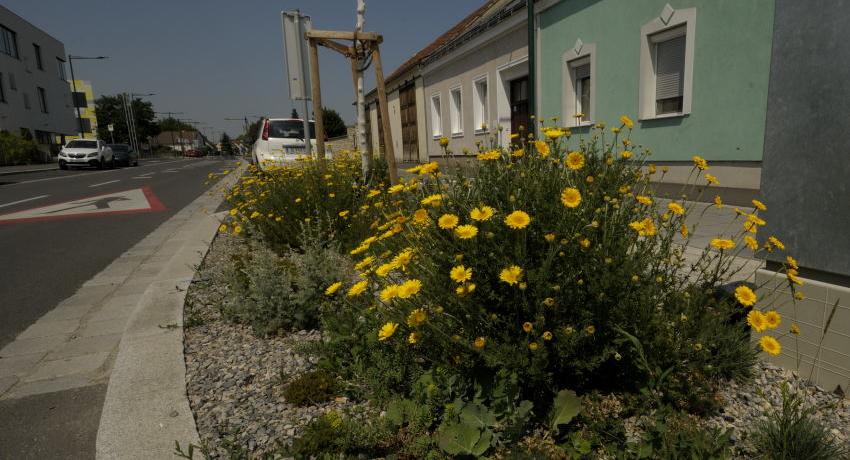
[0,157,234,459]
[0,157,233,348]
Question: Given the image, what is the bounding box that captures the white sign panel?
[281,11,312,100]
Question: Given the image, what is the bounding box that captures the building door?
[399,83,418,162]
[509,76,530,144]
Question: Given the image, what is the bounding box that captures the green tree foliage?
[157,117,195,133]
[0,131,41,165]
[322,107,348,138]
[94,95,159,142]
[220,133,235,156]
[238,119,262,147]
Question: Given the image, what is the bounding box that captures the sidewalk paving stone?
[0,352,46,378]
[23,352,110,383]
[17,319,81,340]
[47,334,121,360]
[0,334,72,357]
[79,318,128,338]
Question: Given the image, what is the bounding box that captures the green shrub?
[282,370,337,406]
[0,131,41,165]
[752,383,849,460]
[623,408,733,459]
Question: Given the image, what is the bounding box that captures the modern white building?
[0,5,76,153]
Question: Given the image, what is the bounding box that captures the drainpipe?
[527,0,536,128]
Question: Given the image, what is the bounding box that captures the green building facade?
[537,0,774,181]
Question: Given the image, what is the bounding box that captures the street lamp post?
[67,55,108,138]
[129,92,155,158]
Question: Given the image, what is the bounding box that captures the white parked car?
[251,118,319,171]
[58,139,114,170]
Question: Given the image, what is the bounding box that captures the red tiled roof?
[383,0,504,84]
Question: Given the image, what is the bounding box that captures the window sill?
[569,121,593,128]
[432,134,444,140]
[474,129,488,135]
[451,132,464,138]
[639,112,688,121]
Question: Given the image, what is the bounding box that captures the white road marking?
[0,194,49,209]
[0,158,219,187]
[89,179,121,188]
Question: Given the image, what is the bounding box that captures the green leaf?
[459,403,498,429]
[550,389,582,433]
[436,421,481,455]
[471,428,494,456]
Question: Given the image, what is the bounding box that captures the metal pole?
[290,12,312,158]
[68,55,84,137]
[308,38,325,162]
[527,0,536,128]
[120,94,131,143]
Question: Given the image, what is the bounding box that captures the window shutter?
[574,63,590,81]
[655,35,685,100]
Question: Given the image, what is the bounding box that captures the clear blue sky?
[3,0,479,138]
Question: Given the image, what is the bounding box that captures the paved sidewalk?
[0,163,56,176]
[0,163,243,458]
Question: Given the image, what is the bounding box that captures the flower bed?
[182,119,849,458]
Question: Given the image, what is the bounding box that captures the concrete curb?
[0,165,56,176]
[95,164,244,459]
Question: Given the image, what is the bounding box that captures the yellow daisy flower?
[560,188,582,208]
[470,206,495,221]
[325,282,343,296]
[734,285,757,307]
[566,151,585,170]
[759,335,781,356]
[499,265,523,285]
[504,210,531,229]
[454,224,478,239]
[378,322,398,341]
[438,214,459,229]
[450,265,473,284]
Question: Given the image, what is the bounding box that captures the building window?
[33,43,43,70]
[8,72,15,90]
[562,42,595,127]
[80,118,92,133]
[37,87,48,113]
[23,92,30,109]
[472,76,488,132]
[72,91,87,108]
[639,6,696,119]
[0,25,18,58]
[449,86,463,136]
[430,94,442,137]
[57,58,67,80]
[0,73,5,103]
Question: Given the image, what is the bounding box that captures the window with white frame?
[472,76,488,132]
[638,6,695,119]
[562,42,595,127]
[430,93,442,137]
[449,86,462,135]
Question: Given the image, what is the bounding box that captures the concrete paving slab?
[39,301,95,322]
[23,352,110,382]
[78,318,128,338]
[17,319,81,340]
[0,352,46,378]
[0,334,71,357]
[47,334,121,360]
[5,374,94,399]
[0,375,18,395]
[60,284,116,307]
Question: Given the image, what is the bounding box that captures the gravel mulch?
[183,234,368,457]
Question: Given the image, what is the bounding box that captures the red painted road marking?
[0,186,166,224]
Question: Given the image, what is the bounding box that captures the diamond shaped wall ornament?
[573,38,583,56]
[660,4,675,24]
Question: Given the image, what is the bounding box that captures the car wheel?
[59,162,67,170]
[133,160,139,166]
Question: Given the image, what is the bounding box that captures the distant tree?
[237,119,263,146]
[94,95,160,142]
[322,108,347,138]
[291,108,299,119]
[157,117,195,133]
[220,133,235,156]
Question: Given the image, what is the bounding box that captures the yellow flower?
[747,310,767,332]
[454,224,478,239]
[456,283,476,296]
[560,188,582,208]
[398,279,422,299]
[534,140,550,157]
[511,148,525,157]
[339,210,350,218]
[768,236,786,251]
[566,151,585,170]
[438,214,459,229]
[692,155,709,170]
[375,263,395,277]
[787,268,804,286]
[528,342,539,351]
[477,150,501,161]
[710,238,736,250]
[752,199,767,211]
[790,324,800,335]
[759,335,781,356]
[764,310,781,330]
[473,337,487,349]
[413,208,430,224]
[233,225,243,235]
[620,115,634,129]
[522,322,533,333]
[705,173,719,185]
[392,249,414,269]
[380,284,400,302]
[743,220,759,234]
[544,233,556,242]
[734,285,757,307]
[667,202,685,215]
[499,265,523,285]
[504,210,531,229]
[543,127,565,139]
[680,224,689,238]
[744,235,759,250]
[586,325,596,335]
[229,208,238,216]
[218,224,228,233]
[407,308,427,327]
[628,218,657,237]
[543,297,555,306]
[325,281,343,295]
[419,161,439,175]
[347,280,368,297]
[579,238,591,248]
[438,136,449,147]
[714,195,723,208]
[388,184,405,194]
[786,256,799,270]
[250,211,261,219]
[450,265,473,283]
[542,331,553,341]
[378,322,398,341]
[408,332,421,344]
[636,195,652,205]
[621,150,633,159]
[794,291,805,301]
[420,194,443,207]
[470,206,495,221]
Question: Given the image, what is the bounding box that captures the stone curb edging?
[95,164,244,459]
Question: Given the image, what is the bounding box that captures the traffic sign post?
[108,123,114,144]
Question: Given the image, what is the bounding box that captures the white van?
[251,118,319,170]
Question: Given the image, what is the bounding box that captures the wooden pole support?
[371,43,398,185]
[308,38,326,163]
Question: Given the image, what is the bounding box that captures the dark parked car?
[184,149,203,158]
[108,144,139,166]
